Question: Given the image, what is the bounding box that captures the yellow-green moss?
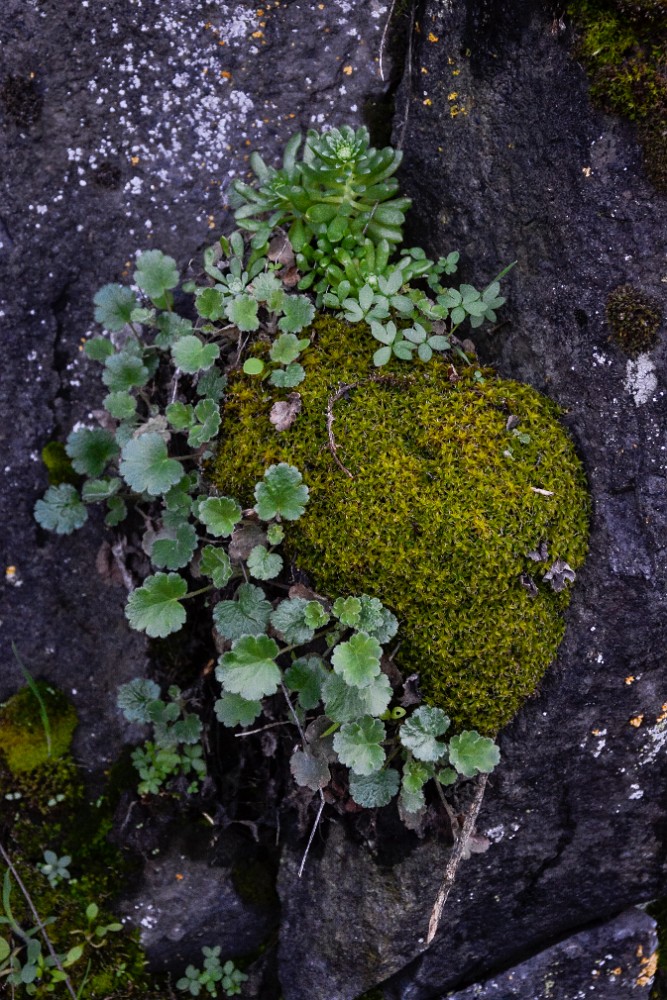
[41,440,79,486]
[568,0,667,191]
[606,284,662,355]
[213,316,590,735]
[0,681,77,772]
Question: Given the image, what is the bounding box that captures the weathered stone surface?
[275,3,667,999]
[443,908,658,1000]
[0,0,391,775]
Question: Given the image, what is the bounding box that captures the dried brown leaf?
[270,392,302,431]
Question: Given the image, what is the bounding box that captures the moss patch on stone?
[568,0,667,191]
[0,680,77,772]
[606,284,662,356]
[213,316,590,735]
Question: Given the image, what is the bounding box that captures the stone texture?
[443,908,658,1000]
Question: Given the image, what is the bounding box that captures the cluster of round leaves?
[176,947,247,998]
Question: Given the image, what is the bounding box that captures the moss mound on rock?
[606,283,662,356]
[214,316,590,735]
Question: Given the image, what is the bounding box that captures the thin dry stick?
[326,382,358,479]
[0,842,79,1000]
[378,0,399,82]
[396,2,416,151]
[426,774,488,946]
[279,681,326,878]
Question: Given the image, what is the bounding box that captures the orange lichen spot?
[428,32,439,42]
[204,20,212,28]
[423,98,432,106]
[221,70,232,79]
[582,166,592,177]
[245,139,252,146]
[5,566,17,579]
[207,215,216,229]
[318,2,325,6]
[421,66,428,74]
[611,967,622,976]
[130,155,140,165]
[452,68,461,76]
[448,91,458,101]
[629,714,644,728]
[29,72,36,80]
[343,65,353,75]
[591,727,603,736]
[636,950,658,987]
[288,112,296,118]
[252,30,263,38]
[625,675,635,685]
[257,7,265,13]
[175,873,184,881]
[218,40,226,46]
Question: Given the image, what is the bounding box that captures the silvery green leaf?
[399,706,451,762]
[322,671,391,723]
[199,546,233,588]
[278,295,315,333]
[399,785,425,815]
[171,335,220,374]
[150,522,198,570]
[247,544,283,581]
[155,312,193,348]
[349,768,400,808]
[285,656,327,710]
[105,496,127,526]
[270,597,314,644]
[82,478,121,503]
[120,433,183,496]
[104,391,137,420]
[34,485,87,534]
[254,463,309,521]
[332,632,382,689]
[134,249,179,301]
[269,332,306,365]
[125,572,188,637]
[214,692,262,728]
[269,363,305,388]
[102,352,149,392]
[166,402,195,431]
[225,294,260,332]
[93,284,138,331]
[332,596,362,627]
[198,496,242,537]
[116,678,160,726]
[85,336,115,361]
[402,759,434,793]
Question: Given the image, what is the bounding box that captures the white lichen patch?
[628,783,644,800]
[638,713,667,767]
[624,354,658,406]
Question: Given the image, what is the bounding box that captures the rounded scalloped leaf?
[213,582,271,641]
[216,634,281,701]
[332,631,382,690]
[349,768,400,808]
[448,730,500,777]
[198,496,242,537]
[322,671,392,723]
[34,484,87,534]
[125,572,188,637]
[65,428,119,477]
[120,433,183,496]
[290,748,331,791]
[254,463,309,521]
[247,544,283,581]
[399,705,450,762]
[214,691,262,728]
[333,716,386,776]
[133,249,179,301]
[200,546,233,589]
[171,335,220,374]
[150,522,198,570]
[93,284,138,331]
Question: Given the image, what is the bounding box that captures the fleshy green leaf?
[332,632,382,689]
[448,730,501,777]
[333,716,386,776]
[171,335,220,374]
[399,785,425,815]
[254,463,309,521]
[213,583,271,641]
[278,295,315,333]
[66,428,119,477]
[188,399,221,448]
[402,759,434,793]
[399,705,451,762]
[125,572,188,637]
[226,294,260,332]
[216,634,281,700]
[214,691,262,727]
[93,284,138,331]
[304,601,330,630]
[198,496,242,537]
[120,433,183,496]
[34,484,87,534]
[355,595,398,644]
[437,767,458,786]
[200,546,233,588]
[102,352,149,392]
[266,523,284,545]
[269,363,305,388]
[270,597,314,645]
[243,358,265,376]
[349,768,400,808]
[290,748,330,791]
[150,522,198,570]
[285,656,327,710]
[247,544,283,581]
[134,249,179,301]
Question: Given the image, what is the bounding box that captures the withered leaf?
[519,573,539,598]
[270,392,302,432]
[268,233,295,268]
[543,557,576,593]
[506,415,520,432]
[228,521,267,562]
[527,541,549,562]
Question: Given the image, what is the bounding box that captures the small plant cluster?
[176,947,247,997]
[117,681,206,795]
[605,282,662,356]
[0,867,122,995]
[231,125,510,367]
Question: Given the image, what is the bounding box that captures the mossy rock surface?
[214,316,590,734]
[0,680,77,772]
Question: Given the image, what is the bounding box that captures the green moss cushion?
[214,316,589,734]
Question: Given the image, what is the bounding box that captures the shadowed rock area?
[1,1,665,998]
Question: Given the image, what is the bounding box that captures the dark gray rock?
[119,826,278,974]
[275,3,667,999]
[443,908,658,1000]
